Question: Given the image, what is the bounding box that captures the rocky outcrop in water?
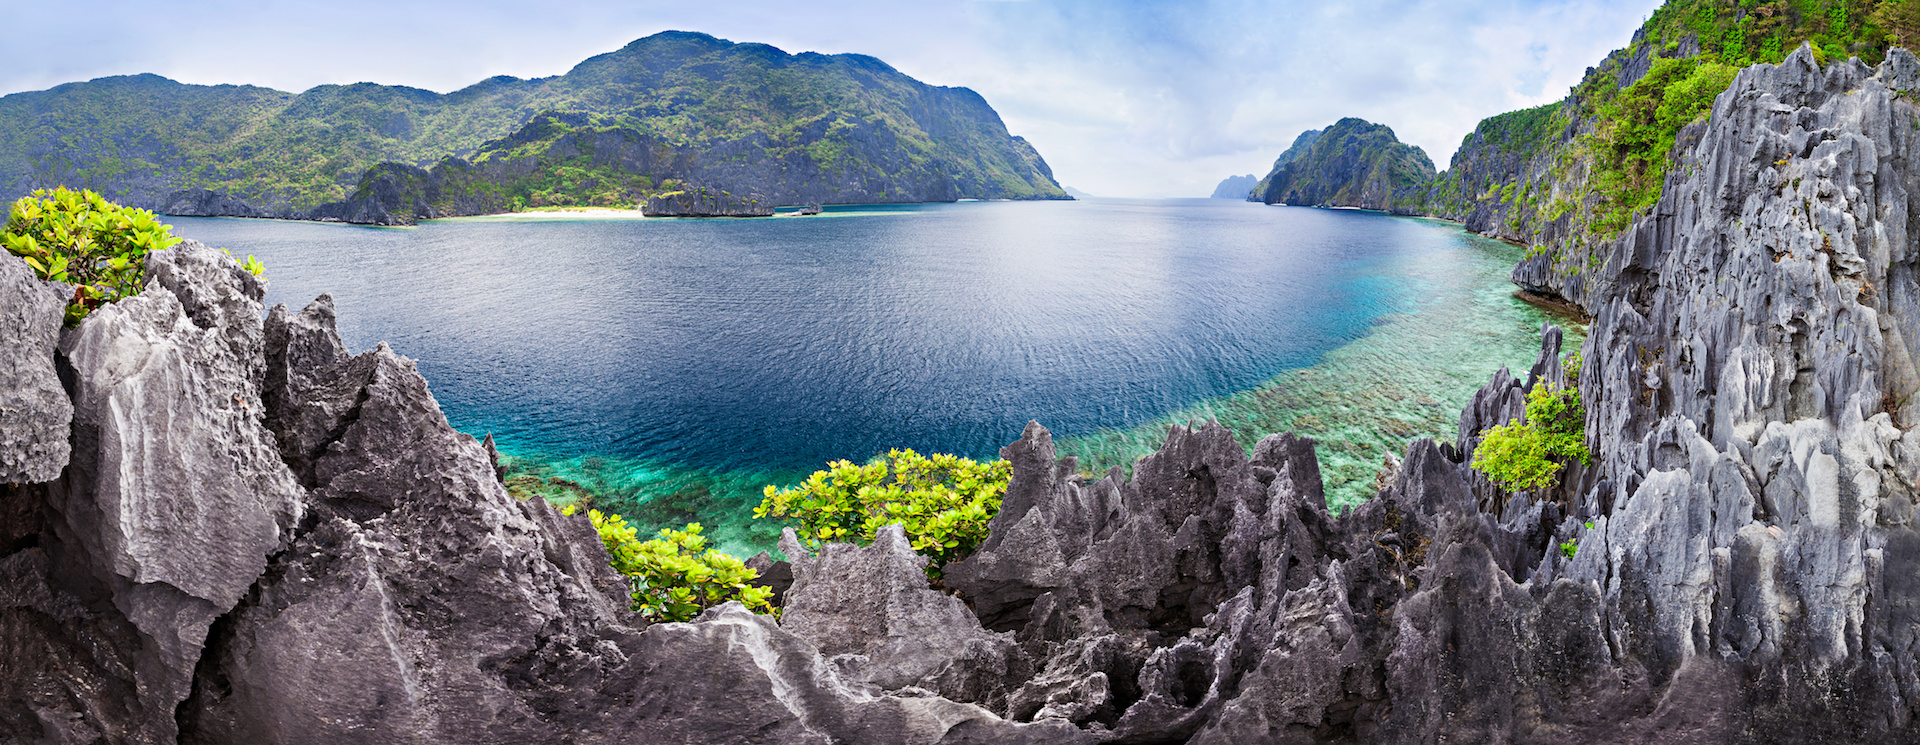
[641,187,775,217]
[1209,174,1257,199]
[1252,118,1434,214]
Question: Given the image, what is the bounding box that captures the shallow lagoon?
[170,199,1579,553]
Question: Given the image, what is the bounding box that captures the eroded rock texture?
[0,253,68,483]
[14,46,1920,745]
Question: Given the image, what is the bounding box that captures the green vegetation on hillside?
[1582,58,1740,235]
[1254,118,1435,211]
[1638,0,1890,68]
[1471,103,1565,160]
[1418,0,1905,270]
[0,31,1065,215]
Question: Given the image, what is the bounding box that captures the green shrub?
[1587,58,1738,236]
[756,449,1010,572]
[4,188,180,325]
[1470,358,1592,493]
[2,187,265,325]
[575,508,774,622]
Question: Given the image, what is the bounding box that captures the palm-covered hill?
[0,31,1067,219]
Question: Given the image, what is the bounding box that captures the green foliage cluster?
[1468,103,1565,159]
[576,508,774,623]
[756,449,1010,573]
[1471,356,1592,493]
[1585,57,1740,235]
[3,187,180,325]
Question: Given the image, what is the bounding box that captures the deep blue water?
[168,200,1454,472]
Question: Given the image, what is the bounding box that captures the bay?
[168,199,1578,554]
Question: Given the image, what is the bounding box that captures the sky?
[0,0,1666,198]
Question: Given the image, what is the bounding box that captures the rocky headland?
[641,187,776,218]
[1249,118,1434,214]
[1209,174,1258,199]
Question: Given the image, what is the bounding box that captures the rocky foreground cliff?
[10,47,1920,743]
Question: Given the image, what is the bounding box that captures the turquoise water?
[167,200,1573,554]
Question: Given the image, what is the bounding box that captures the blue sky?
[0,0,1664,197]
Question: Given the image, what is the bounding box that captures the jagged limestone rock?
[182,294,641,743]
[0,253,69,484]
[161,188,267,218]
[5,240,305,743]
[779,524,1025,708]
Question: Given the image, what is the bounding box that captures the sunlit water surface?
[170,200,1579,554]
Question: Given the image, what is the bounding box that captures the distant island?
[1208,174,1257,199]
[0,31,1069,225]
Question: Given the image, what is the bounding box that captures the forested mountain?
[1249,118,1433,213]
[0,31,1067,220]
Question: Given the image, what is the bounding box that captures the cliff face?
[1252,118,1434,214]
[307,109,969,225]
[1209,174,1257,199]
[0,31,1066,220]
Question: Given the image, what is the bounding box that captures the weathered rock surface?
[1,240,305,743]
[19,45,1920,744]
[642,186,776,217]
[161,188,268,218]
[0,253,69,483]
[780,524,1025,708]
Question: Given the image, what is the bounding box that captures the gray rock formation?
[2,240,305,743]
[1208,174,1257,200]
[161,189,267,218]
[0,253,69,483]
[1511,45,1920,741]
[780,525,1024,708]
[642,186,776,217]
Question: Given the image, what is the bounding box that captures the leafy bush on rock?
[574,508,774,622]
[1471,357,1592,493]
[756,449,1010,573]
[3,187,265,325]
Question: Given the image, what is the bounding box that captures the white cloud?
[0,0,1664,198]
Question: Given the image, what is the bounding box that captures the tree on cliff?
[1875,0,1920,49]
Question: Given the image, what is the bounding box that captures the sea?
[168,199,1582,555]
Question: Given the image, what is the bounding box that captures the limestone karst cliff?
[11,40,1920,745]
[1210,174,1258,199]
[1250,118,1434,214]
